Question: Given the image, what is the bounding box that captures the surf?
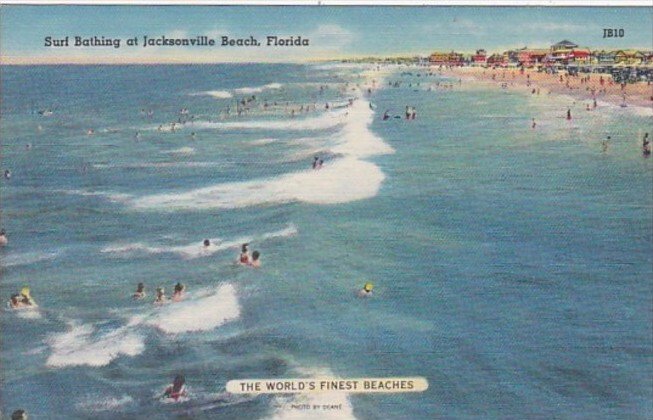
[129,97,392,211]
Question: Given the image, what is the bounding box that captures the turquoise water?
[1,64,651,419]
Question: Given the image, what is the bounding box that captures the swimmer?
[154,287,168,304]
[172,282,186,302]
[358,282,374,298]
[312,156,319,170]
[643,133,651,156]
[11,409,28,420]
[383,111,390,121]
[9,294,24,309]
[602,136,610,153]
[133,282,146,300]
[4,169,11,179]
[203,238,211,247]
[10,286,36,308]
[248,251,261,268]
[87,129,94,136]
[163,375,187,402]
[239,243,250,264]
[531,118,536,129]
[318,159,324,169]
[566,108,572,120]
[0,229,7,246]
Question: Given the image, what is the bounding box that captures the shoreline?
[436,66,653,114]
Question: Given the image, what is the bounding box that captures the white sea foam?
[192,108,348,131]
[130,98,391,211]
[234,83,283,94]
[143,283,240,334]
[101,224,297,259]
[45,322,145,368]
[250,138,278,146]
[75,395,134,412]
[2,250,61,268]
[191,90,233,99]
[91,162,225,170]
[161,147,196,155]
[266,367,356,420]
[58,189,133,203]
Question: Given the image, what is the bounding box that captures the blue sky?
[1,6,651,63]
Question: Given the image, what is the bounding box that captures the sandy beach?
[438,66,653,111]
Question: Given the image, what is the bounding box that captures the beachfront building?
[592,50,616,66]
[614,50,645,65]
[471,49,487,66]
[569,49,591,64]
[486,53,506,67]
[551,40,578,51]
[517,49,548,67]
[428,51,465,66]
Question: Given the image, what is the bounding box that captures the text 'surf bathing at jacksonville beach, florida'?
[43,35,310,49]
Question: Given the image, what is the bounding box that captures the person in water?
[239,243,250,264]
[0,229,7,246]
[602,136,610,153]
[203,239,211,247]
[643,133,651,156]
[248,251,261,268]
[4,169,11,179]
[133,283,146,300]
[163,374,187,401]
[312,156,319,170]
[383,110,390,121]
[566,108,572,120]
[172,282,186,301]
[154,287,168,304]
[10,287,35,308]
[358,282,374,298]
[531,118,536,129]
[11,409,28,420]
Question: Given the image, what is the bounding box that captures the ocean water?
[1,63,651,419]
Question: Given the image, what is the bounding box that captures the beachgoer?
[154,287,168,304]
[0,229,7,246]
[172,282,185,301]
[358,282,373,298]
[203,239,211,247]
[133,283,146,300]
[11,409,28,420]
[239,243,250,264]
[249,251,261,268]
[566,108,572,120]
[383,111,390,121]
[163,375,187,401]
[312,156,319,170]
[531,118,536,129]
[318,159,324,169]
[602,136,610,153]
[643,133,651,156]
[4,169,11,179]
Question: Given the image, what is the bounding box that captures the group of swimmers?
[132,282,186,304]
[238,243,261,268]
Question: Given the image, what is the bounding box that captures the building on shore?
[428,51,465,66]
[517,49,548,67]
[486,53,506,67]
[471,49,487,66]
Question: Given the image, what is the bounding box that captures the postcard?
[0,3,652,419]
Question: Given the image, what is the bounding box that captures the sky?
[0,6,651,64]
